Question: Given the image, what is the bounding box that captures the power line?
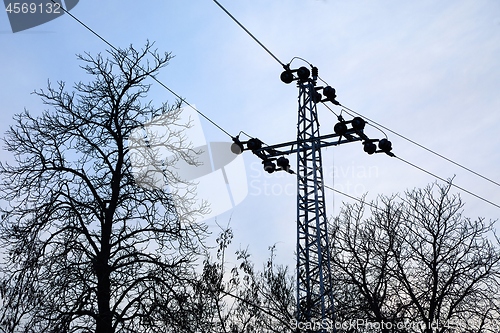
[327,155,500,210]
[219,289,292,328]
[46,5,294,325]
[212,0,286,68]
[40,5,294,327]
[45,3,500,327]
[340,104,500,189]
[395,156,500,210]
[324,184,383,213]
[210,0,500,196]
[56,0,499,212]
[52,0,233,139]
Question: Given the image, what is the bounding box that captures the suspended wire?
[395,156,500,210]
[340,104,500,188]
[237,130,261,141]
[213,0,500,208]
[52,1,279,153]
[325,152,500,210]
[43,3,294,324]
[318,71,499,188]
[322,103,389,139]
[332,151,335,213]
[289,61,389,139]
[324,184,384,213]
[340,107,389,139]
[46,6,294,323]
[211,0,500,193]
[368,122,389,139]
[289,56,312,66]
[317,76,329,87]
[324,183,495,232]
[317,77,390,139]
[321,75,391,139]
[219,289,292,328]
[212,0,285,68]
[322,103,339,118]
[155,84,233,138]
[52,0,233,139]
[53,1,500,315]
[326,153,500,210]
[55,0,500,212]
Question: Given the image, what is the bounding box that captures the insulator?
[323,86,337,100]
[263,160,276,173]
[297,67,310,81]
[230,142,243,154]
[351,117,365,130]
[312,66,318,79]
[312,92,323,103]
[276,156,290,169]
[334,122,348,135]
[280,70,294,84]
[378,138,392,152]
[363,142,377,155]
[247,138,262,151]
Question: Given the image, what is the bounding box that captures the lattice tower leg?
[295,82,336,332]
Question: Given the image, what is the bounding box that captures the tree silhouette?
[3,43,498,333]
[194,226,296,333]
[330,182,500,333]
[193,182,500,333]
[0,42,208,333]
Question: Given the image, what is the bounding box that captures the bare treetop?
[0,42,208,333]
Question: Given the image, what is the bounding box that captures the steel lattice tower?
[232,64,394,333]
[295,81,336,331]
[211,2,396,331]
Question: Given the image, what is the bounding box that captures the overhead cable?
[341,104,500,189]
[212,0,286,68]
[51,0,233,139]
[395,156,500,209]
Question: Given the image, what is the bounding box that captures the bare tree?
[193,226,296,333]
[330,182,500,333]
[0,42,208,333]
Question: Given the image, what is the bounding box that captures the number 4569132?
[5,2,62,14]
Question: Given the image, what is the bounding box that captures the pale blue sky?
[1,0,500,267]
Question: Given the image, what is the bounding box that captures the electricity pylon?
[295,74,336,330]
[232,64,394,332]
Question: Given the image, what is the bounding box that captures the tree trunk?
[95,250,113,333]
[95,212,113,333]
